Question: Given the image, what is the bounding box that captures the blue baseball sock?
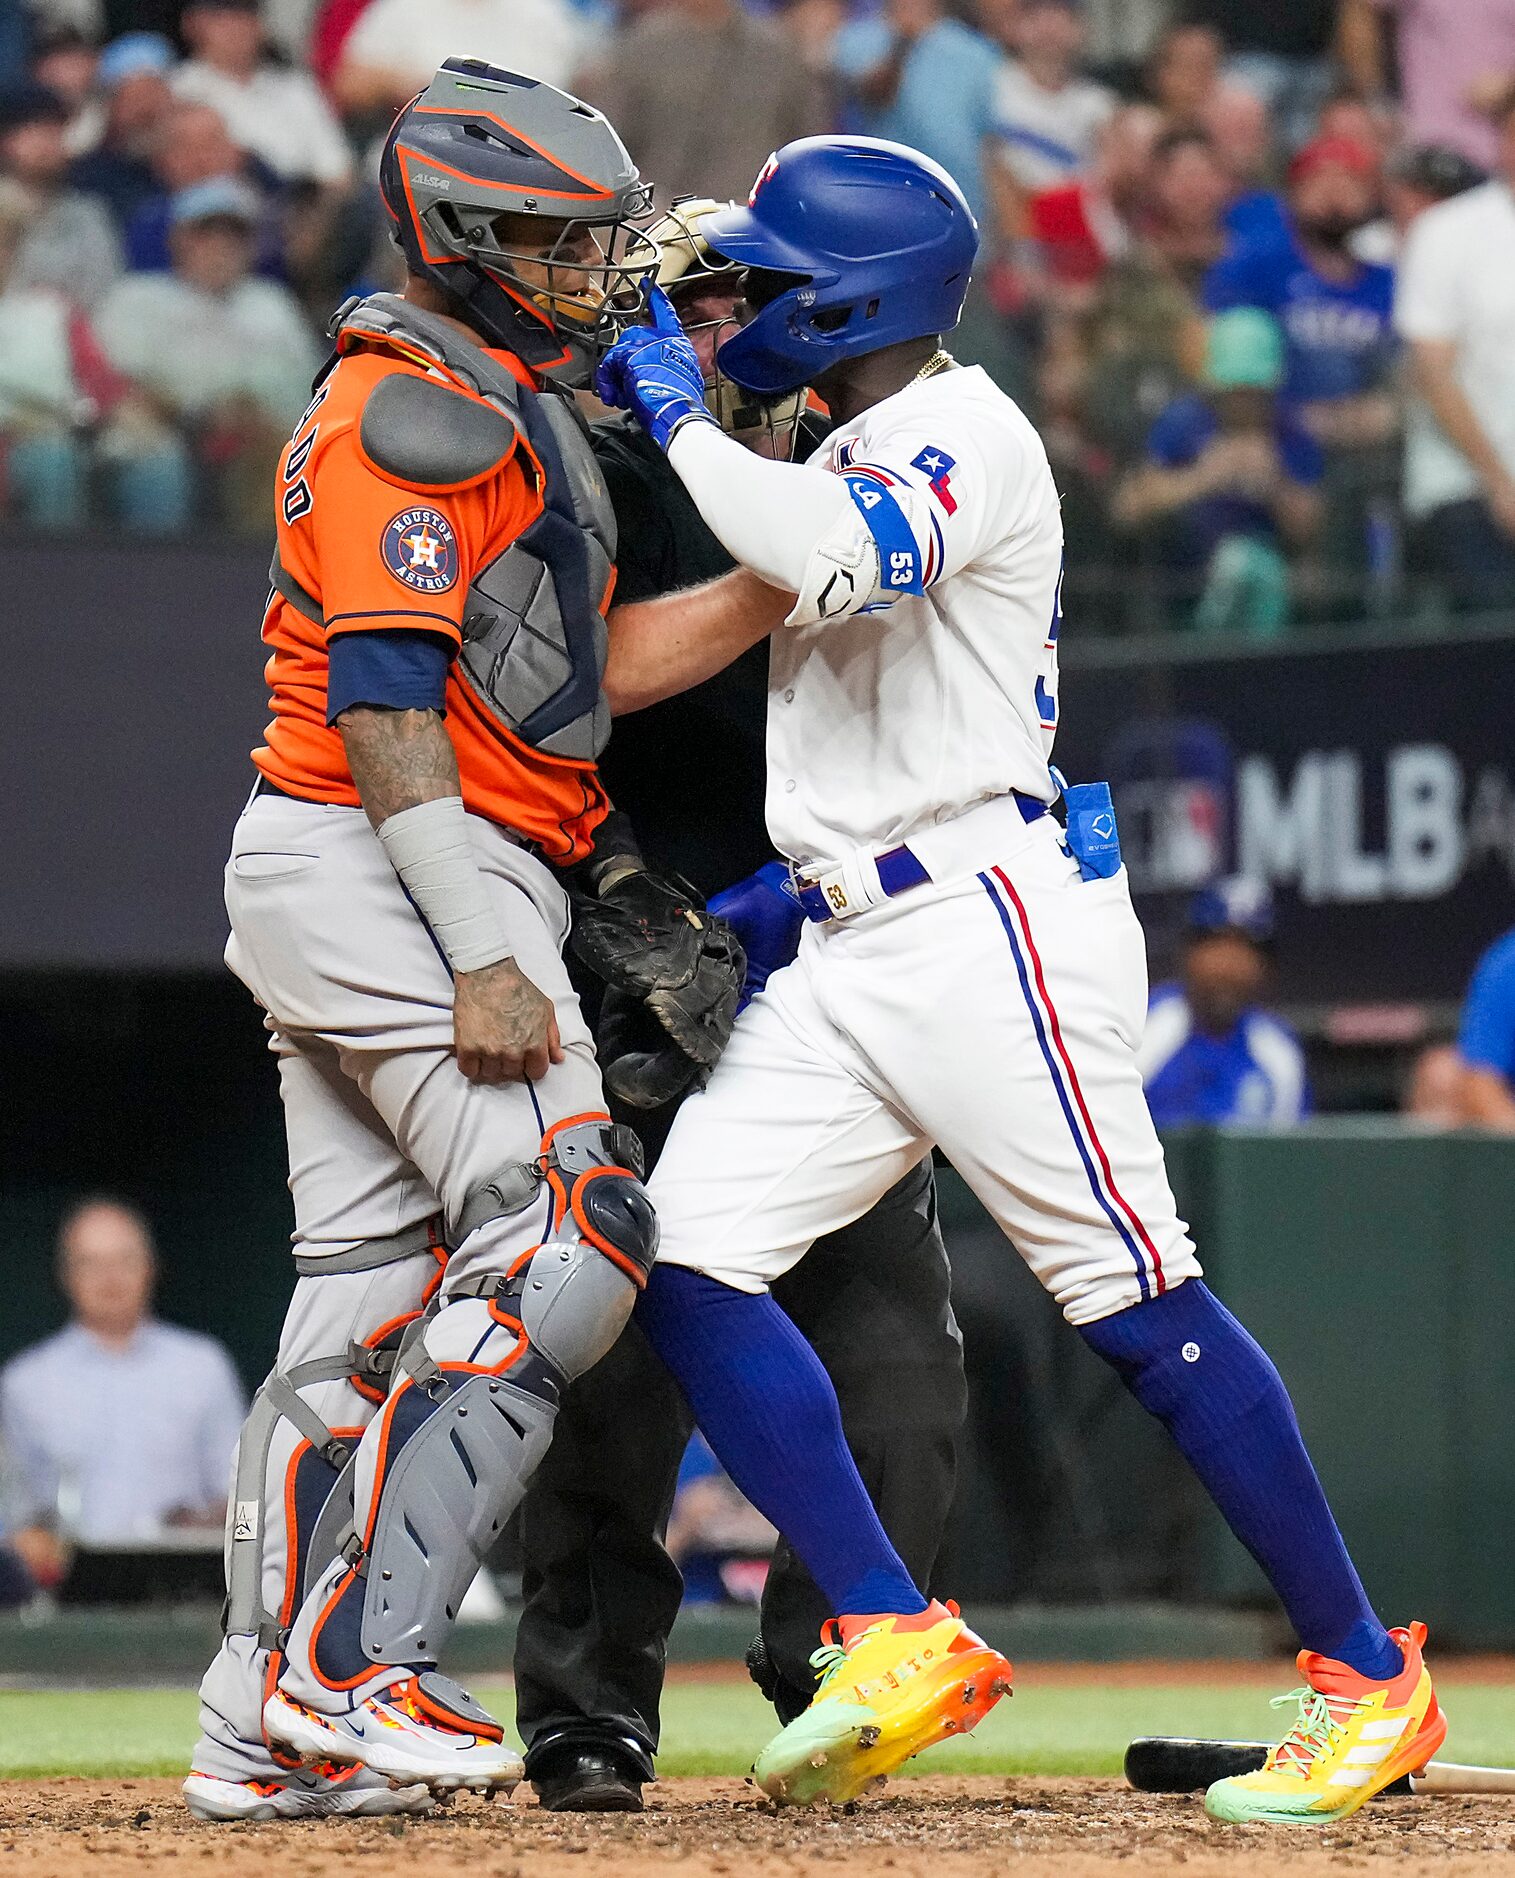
[636,1264,927,1619]
[1079,1280,1402,1682]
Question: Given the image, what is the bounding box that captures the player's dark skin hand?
[454,958,565,1084]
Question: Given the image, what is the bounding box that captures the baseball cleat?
[753,1599,1012,1806]
[263,1675,523,1795]
[1204,1621,1445,1825]
[183,1760,435,1821]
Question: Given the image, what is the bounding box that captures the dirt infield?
[4,1775,1515,1878]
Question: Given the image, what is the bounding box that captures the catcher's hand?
[568,867,745,1076]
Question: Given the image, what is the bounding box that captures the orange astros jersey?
[253,336,611,864]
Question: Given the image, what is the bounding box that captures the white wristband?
[375,797,513,974]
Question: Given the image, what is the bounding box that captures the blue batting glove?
[595,284,715,453]
[707,860,804,1010]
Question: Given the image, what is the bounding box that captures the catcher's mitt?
[568,868,745,1074]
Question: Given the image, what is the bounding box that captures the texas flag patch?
[910,446,958,514]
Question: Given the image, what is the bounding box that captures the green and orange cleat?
[1205,1621,1446,1825]
[753,1599,1013,1806]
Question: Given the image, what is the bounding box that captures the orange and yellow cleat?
[1205,1622,1446,1825]
[753,1599,1012,1806]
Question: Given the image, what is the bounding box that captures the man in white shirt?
[333,0,585,119]
[0,1198,245,1575]
[593,132,1444,1823]
[94,176,321,436]
[990,0,1114,195]
[173,0,353,189]
[1394,94,1515,610]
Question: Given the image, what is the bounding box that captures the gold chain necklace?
[912,349,958,384]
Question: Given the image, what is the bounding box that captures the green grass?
[4,1676,1515,1783]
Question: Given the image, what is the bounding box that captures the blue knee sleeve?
[636,1264,926,1619]
[1079,1280,1399,1679]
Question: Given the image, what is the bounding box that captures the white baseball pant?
[649,803,1202,1324]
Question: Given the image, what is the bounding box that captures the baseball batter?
[184,63,745,1821]
[595,135,1447,1822]
[511,199,967,1812]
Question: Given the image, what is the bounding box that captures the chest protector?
[325,293,618,762]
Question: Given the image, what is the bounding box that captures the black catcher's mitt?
[568,868,746,1080]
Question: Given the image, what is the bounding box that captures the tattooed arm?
[337,704,565,1084]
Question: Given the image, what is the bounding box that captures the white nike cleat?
[183,1760,435,1822]
[263,1673,523,1795]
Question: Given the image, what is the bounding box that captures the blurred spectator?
[1022,102,1163,300]
[308,0,376,92]
[1182,0,1344,149]
[0,1198,245,1577]
[1078,257,1207,468]
[988,0,1115,198]
[1452,926,1515,1130]
[69,32,177,229]
[32,24,98,142]
[94,176,321,530]
[1142,127,1231,293]
[1394,94,1515,610]
[0,178,190,530]
[1115,308,1324,633]
[122,99,281,276]
[1205,136,1396,455]
[0,81,121,306]
[665,1432,776,1605]
[1146,21,1225,132]
[1339,0,1515,170]
[1382,141,1486,243]
[831,0,1001,222]
[1400,1040,1466,1125]
[1206,82,1291,248]
[1139,881,1311,1126]
[173,0,352,188]
[333,0,586,120]
[579,0,826,210]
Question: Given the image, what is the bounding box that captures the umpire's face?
[672,281,745,382]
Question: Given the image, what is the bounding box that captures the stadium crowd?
[1,0,1514,631]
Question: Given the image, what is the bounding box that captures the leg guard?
[194,1225,446,1783]
[287,1118,657,1700]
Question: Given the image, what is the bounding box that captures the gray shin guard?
[358,1235,647,1667]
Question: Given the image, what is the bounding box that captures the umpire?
[511,201,968,1812]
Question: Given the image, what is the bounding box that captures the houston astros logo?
[381,506,459,594]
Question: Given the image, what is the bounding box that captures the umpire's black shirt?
[593,412,824,894]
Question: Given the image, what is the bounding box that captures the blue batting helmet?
[702,136,978,398]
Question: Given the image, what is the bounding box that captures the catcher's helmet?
[378,59,658,385]
[704,136,978,398]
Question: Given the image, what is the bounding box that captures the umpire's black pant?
[511,1152,966,1780]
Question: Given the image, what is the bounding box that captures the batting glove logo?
[382,506,459,594]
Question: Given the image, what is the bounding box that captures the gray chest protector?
[331,293,618,762]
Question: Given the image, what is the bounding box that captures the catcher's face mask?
[466,206,660,354]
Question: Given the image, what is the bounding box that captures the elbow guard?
[785,500,885,628]
[785,473,925,629]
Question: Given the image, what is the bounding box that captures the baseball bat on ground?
[1124,1737,1515,1797]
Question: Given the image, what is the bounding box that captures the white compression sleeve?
[375,797,513,974]
[667,420,853,594]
